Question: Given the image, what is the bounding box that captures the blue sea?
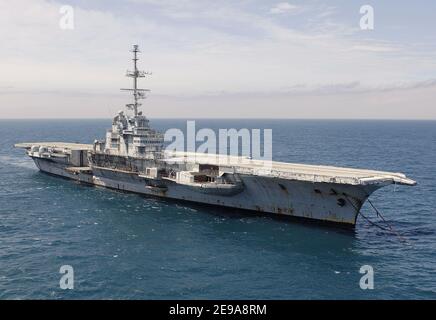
[0,119,435,299]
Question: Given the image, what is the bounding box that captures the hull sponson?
[32,157,377,226]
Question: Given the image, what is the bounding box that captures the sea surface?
[0,119,435,299]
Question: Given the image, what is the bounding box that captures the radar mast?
[121,45,151,116]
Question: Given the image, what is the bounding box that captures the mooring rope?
[366,197,411,245]
[344,195,390,231]
[344,193,411,245]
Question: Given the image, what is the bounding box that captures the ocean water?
[0,119,435,300]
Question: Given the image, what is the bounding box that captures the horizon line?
[1,117,436,121]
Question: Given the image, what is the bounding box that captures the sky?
[1,0,436,119]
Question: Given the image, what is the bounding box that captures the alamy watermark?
[59,265,74,289]
[164,121,273,170]
[360,5,374,30]
[59,5,74,30]
[359,265,374,290]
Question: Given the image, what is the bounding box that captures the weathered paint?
[31,156,378,226]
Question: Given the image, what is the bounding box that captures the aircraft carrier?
[15,45,416,227]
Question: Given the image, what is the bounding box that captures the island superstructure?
[15,45,416,227]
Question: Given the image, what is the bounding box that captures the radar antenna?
[120,45,151,116]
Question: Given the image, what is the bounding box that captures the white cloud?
[0,0,436,118]
[269,2,299,14]
[0,0,433,94]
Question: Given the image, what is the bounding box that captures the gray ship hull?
[32,156,376,226]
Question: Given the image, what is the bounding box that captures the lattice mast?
[121,45,151,116]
